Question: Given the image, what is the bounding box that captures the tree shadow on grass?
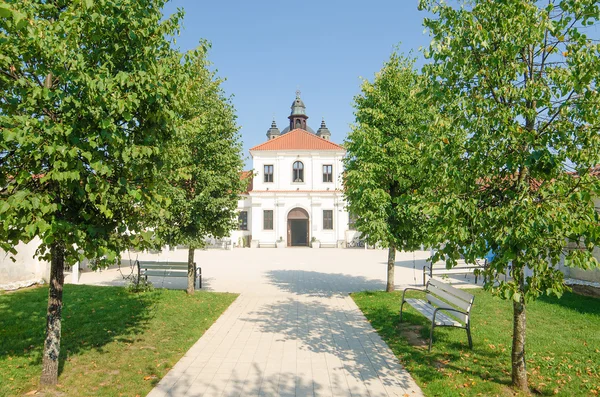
[0,284,156,377]
[537,290,600,317]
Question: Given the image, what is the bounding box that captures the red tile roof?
[477,165,600,192]
[250,129,345,152]
[240,171,253,194]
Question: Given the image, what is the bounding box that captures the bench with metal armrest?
[400,279,475,351]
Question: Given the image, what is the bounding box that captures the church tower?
[288,90,308,131]
[266,118,280,140]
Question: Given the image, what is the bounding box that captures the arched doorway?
[287,208,309,247]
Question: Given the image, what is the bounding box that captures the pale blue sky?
[161,1,432,168]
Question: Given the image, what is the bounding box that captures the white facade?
[243,149,349,247]
[232,91,357,247]
[230,92,355,248]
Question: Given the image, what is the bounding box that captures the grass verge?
[0,284,237,396]
[352,289,599,397]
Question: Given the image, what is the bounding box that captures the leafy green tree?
[419,0,600,391]
[0,0,184,385]
[344,52,437,292]
[157,45,246,295]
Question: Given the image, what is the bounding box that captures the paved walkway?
[72,248,478,396]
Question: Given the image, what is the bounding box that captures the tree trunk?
[136,257,141,287]
[187,247,195,295]
[40,242,65,386]
[511,267,528,391]
[386,244,395,292]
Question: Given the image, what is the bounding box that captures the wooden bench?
[423,259,486,286]
[136,261,202,289]
[400,279,474,351]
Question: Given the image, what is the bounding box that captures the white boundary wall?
[0,237,50,290]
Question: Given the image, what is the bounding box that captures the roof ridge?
[250,128,344,151]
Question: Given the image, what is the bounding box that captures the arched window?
[293,161,304,182]
[295,119,301,129]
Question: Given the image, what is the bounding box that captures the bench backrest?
[136,261,196,270]
[430,259,484,269]
[426,279,474,323]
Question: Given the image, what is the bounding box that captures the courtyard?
[3,248,598,396]
[70,247,438,293]
[71,248,464,397]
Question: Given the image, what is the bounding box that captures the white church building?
[232,92,353,248]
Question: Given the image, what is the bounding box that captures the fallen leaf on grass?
[143,375,157,380]
[24,390,38,395]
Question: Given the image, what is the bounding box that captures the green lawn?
[352,289,600,397]
[0,284,237,396]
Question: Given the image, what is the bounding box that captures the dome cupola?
[288,90,309,131]
[290,92,306,116]
[316,118,331,140]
